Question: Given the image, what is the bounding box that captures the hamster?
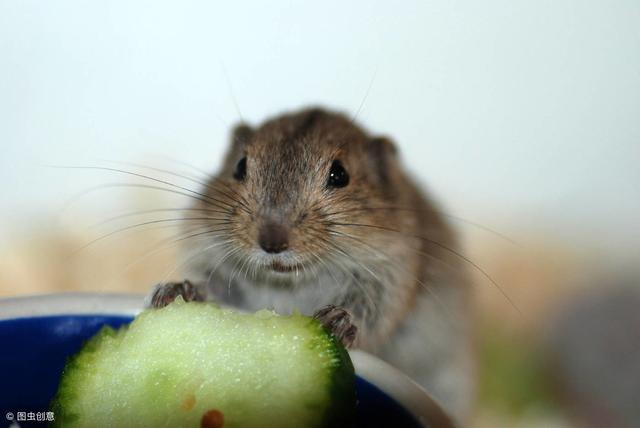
[148,107,475,423]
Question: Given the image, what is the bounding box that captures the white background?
[1,1,638,261]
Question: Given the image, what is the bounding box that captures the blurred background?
[1,1,639,426]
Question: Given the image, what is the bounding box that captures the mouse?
[147,107,475,423]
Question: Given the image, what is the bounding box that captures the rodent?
[148,107,475,423]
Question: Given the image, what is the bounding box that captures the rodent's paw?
[313,305,358,348]
[146,279,205,309]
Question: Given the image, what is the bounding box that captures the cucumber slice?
[51,298,355,428]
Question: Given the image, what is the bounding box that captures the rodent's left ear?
[367,137,398,188]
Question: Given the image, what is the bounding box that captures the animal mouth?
[269,261,298,273]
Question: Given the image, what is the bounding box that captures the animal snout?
[258,222,290,254]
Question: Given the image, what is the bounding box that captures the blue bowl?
[0,294,450,427]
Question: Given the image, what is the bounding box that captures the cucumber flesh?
[51,298,355,428]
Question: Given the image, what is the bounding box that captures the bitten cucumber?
[51,298,355,428]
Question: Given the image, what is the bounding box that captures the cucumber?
[51,298,355,428]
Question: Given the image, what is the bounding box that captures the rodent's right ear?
[230,123,254,148]
[367,136,398,188]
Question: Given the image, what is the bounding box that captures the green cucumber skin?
[50,326,118,428]
[322,327,356,428]
[50,306,355,428]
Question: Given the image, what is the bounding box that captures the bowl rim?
[0,292,454,427]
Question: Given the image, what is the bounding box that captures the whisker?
[351,67,378,124]
[60,183,224,215]
[325,251,380,326]
[112,227,221,281]
[220,61,244,122]
[229,252,252,291]
[327,228,465,327]
[306,229,382,320]
[324,205,519,247]
[140,154,212,179]
[160,239,233,284]
[331,242,382,284]
[99,160,252,213]
[226,251,246,296]
[329,221,522,315]
[241,252,256,282]
[47,165,250,215]
[76,218,233,254]
[205,245,242,291]
[90,208,230,228]
[209,177,252,210]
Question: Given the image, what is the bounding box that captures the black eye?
[233,157,247,181]
[327,160,349,188]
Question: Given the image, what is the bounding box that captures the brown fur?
[174,107,473,422]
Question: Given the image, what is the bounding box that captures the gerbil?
[149,107,475,423]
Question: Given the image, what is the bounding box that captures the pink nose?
[258,223,290,253]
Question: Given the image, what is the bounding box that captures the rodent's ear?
[367,137,398,189]
[222,123,253,176]
[230,123,254,148]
